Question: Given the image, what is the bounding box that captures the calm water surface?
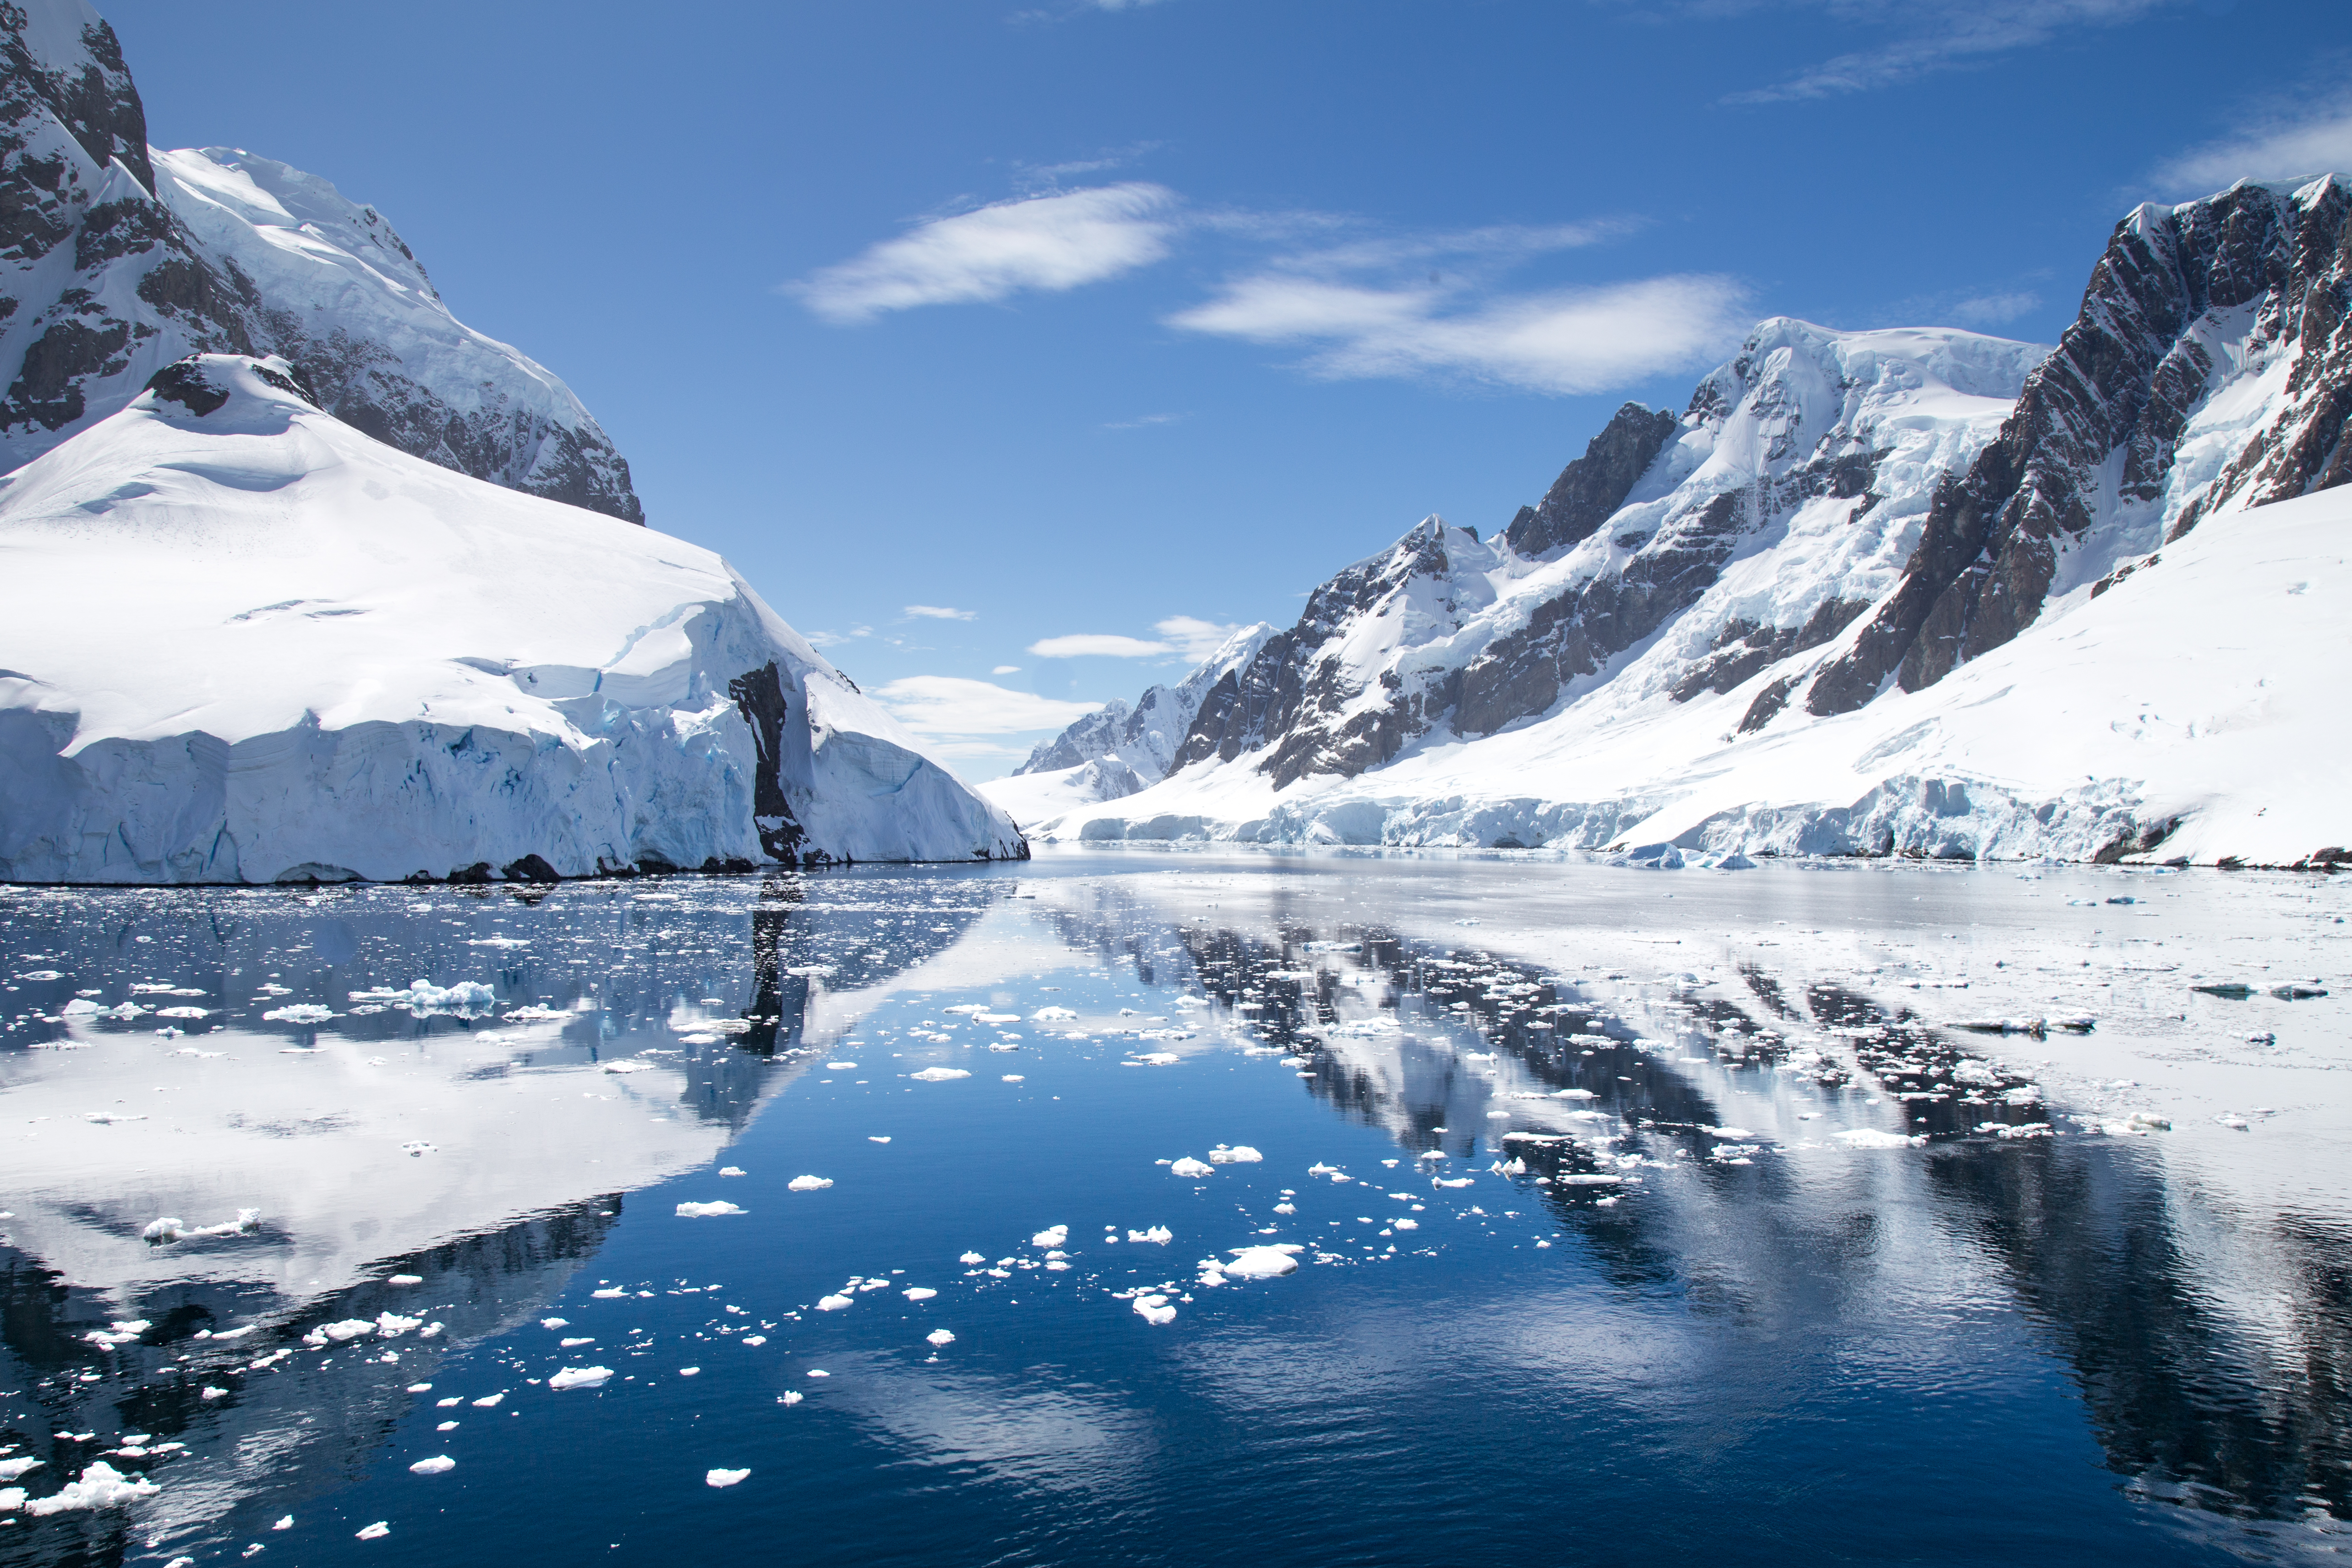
[0,851,2348,1565]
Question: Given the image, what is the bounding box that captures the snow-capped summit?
[0,0,643,522]
[0,354,1023,883]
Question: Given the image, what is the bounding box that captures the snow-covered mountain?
[0,355,1024,882]
[0,0,643,522]
[981,621,1272,825]
[1024,176,2352,866]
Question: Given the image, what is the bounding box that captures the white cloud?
[1104,412,1186,429]
[869,677,1100,738]
[2158,101,2352,194]
[804,624,873,649]
[1027,633,1175,659]
[1722,0,2177,105]
[789,184,1178,324]
[1151,616,1247,661]
[991,664,1022,674]
[1947,290,2042,327]
[904,604,978,621]
[1168,273,1752,395]
[1025,617,1248,662]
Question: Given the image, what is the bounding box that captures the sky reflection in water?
[0,853,2347,1565]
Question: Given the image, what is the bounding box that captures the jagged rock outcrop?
[1806,175,2352,713]
[1172,321,2042,788]
[0,0,644,522]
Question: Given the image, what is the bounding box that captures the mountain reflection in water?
[0,856,2341,1564]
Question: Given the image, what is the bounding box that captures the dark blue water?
[0,855,2346,1564]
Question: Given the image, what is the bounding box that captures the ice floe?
[787,1175,834,1192]
[677,1201,747,1217]
[548,1366,613,1390]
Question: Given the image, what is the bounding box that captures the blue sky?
[107,0,2342,777]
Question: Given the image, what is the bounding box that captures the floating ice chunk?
[706,1468,750,1488]
[1222,1245,1303,1279]
[548,1366,613,1391]
[1032,1007,1077,1022]
[976,1012,1021,1025]
[375,1312,422,1337]
[909,1067,970,1082]
[1308,1163,1341,1177]
[356,1522,390,1540]
[1392,1218,1418,1230]
[1432,1177,1474,1189]
[1837,1128,1927,1149]
[1031,1225,1069,1248]
[471,1394,504,1408]
[1002,1073,1026,1082]
[816,1295,853,1312]
[902,1287,939,1302]
[779,1390,804,1405]
[959,1252,986,1265]
[742,1334,766,1346]
[24,1462,157,1514]
[2219,1114,2252,1130]
[601,1060,651,1075]
[387,1273,423,1286]
[2100,1112,2172,1136]
[1273,1202,1296,1214]
[719,1166,746,1178]
[1208,1145,1263,1164]
[786,1176,833,1193]
[0,1459,41,1482]
[262,1004,336,1024]
[1130,1052,1181,1066]
[560,1338,595,1348]
[60,998,98,1016]
[1169,1158,1213,1179]
[1128,1225,1173,1244]
[409,1455,455,1475]
[1132,1294,1176,1325]
[273,1516,292,1531]
[825,1061,857,1070]
[304,1319,376,1345]
[591,1287,626,1299]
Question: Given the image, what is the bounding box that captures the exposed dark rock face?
[0,0,149,191]
[143,355,226,415]
[1503,402,1678,557]
[728,662,809,863]
[1806,177,2352,715]
[0,2,645,524]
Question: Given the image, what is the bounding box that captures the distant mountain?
[1030,177,2352,867]
[981,622,1272,826]
[0,355,1023,882]
[0,0,643,522]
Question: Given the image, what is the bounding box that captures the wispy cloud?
[2157,96,2352,194]
[1028,633,1173,658]
[1152,616,1247,661]
[1169,273,1752,395]
[904,604,979,621]
[870,676,1101,739]
[1027,616,1248,661]
[1104,412,1186,429]
[1714,0,2179,106]
[1947,290,2043,327]
[788,184,1178,324]
[804,624,874,649]
[992,664,1022,674]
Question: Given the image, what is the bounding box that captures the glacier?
[0,355,1024,883]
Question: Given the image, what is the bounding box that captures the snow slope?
[0,0,643,521]
[1050,479,2352,866]
[0,355,1024,882]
